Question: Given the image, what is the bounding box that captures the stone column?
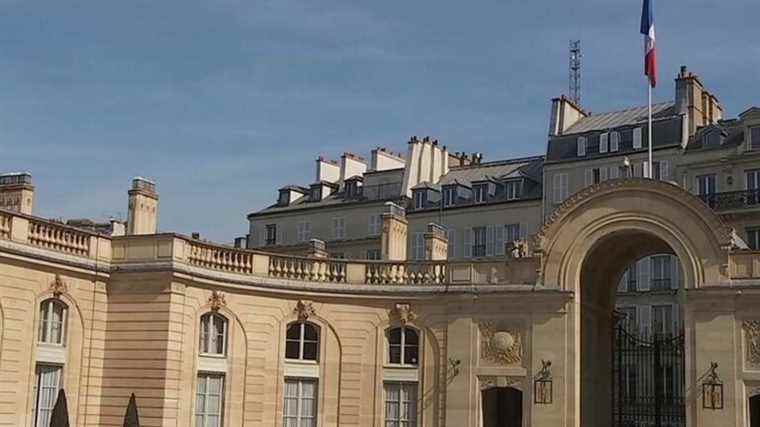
[424,223,448,260]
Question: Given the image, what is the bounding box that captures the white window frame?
[283,378,318,427]
[333,217,346,240]
[473,184,487,204]
[369,215,383,236]
[413,191,426,210]
[38,299,67,346]
[633,127,643,149]
[199,313,228,356]
[297,222,312,242]
[387,326,420,366]
[33,364,62,427]
[610,131,620,152]
[696,174,717,196]
[195,372,225,427]
[577,136,587,156]
[504,180,522,200]
[472,226,487,257]
[286,322,320,361]
[599,132,609,153]
[384,381,418,427]
[442,187,456,207]
[266,224,277,246]
[552,173,569,203]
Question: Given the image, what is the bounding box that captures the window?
[750,126,760,151]
[333,217,346,239]
[388,326,419,365]
[346,180,359,198]
[504,180,522,200]
[473,184,487,203]
[651,255,672,290]
[38,299,66,345]
[625,263,638,292]
[384,382,418,427]
[746,228,760,250]
[696,174,716,195]
[278,191,290,206]
[412,233,425,260]
[285,322,319,361]
[504,224,520,245]
[284,378,317,427]
[413,190,427,210]
[446,228,456,258]
[196,373,224,427]
[652,305,675,336]
[309,187,321,202]
[633,127,643,149]
[599,132,609,153]
[442,186,456,207]
[199,313,228,356]
[651,160,669,181]
[367,249,381,260]
[266,224,277,246]
[577,136,587,156]
[552,173,568,203]
[297,222,311,242]
[33,365,62,427]
[472,227,487,257]
[610,131,620,152]
[369,215,383,236]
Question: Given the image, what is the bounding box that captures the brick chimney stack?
[0,172,34,215]
[127,177,158,235]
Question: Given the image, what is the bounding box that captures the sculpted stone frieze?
[743,320,760,367]
[479,321,522,366]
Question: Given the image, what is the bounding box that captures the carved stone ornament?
[479,375,522,391]
[743,320,760,367]
[391,303,416,325]
[208,290,227,311]
[294,300,316,321]
[50,275,67,298]
[480,322,522,366]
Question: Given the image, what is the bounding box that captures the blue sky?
[2,0,758,242]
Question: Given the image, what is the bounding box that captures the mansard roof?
[564,102,676,135]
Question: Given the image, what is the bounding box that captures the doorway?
[751,394,760,427]
[482,387,522,427]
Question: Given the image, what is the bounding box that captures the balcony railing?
[699,189,760,211]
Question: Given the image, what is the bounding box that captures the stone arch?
[191,302,249,427]
[536,178,734,291]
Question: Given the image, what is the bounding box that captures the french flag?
[640,0,657,87]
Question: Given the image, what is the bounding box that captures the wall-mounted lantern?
[534,360,553,405]
[702,362,723,410]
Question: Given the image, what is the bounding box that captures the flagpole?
[648,83,653,178]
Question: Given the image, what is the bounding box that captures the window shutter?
[553,174,561,203]
[577,137,587,156]
[486,225,495,257]
[633,127,643,149]
[585,169,594,186]
[600,133,609,153]
[610,166,619,179]
[464,228,473,258]
[447,228,456,258]
[610,132,620,152]
[660,160,670,181]
[642,162,650,179]
[638,257,651,291]
[600,167,609,181]
[561,174,569,201]
[495,226,505,256]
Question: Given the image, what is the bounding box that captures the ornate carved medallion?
[391,303,416,325]
[743,320,760,367]
[480,321,522,366]
[50,275,67,298]
[294,300,316,321]
[207,290,227,311]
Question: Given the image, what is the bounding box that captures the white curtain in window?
[34,365,61,427]
[384,382,417,427]
[196,374,224,427]
[283,379,317,427]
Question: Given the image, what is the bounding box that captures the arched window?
[285,322,319,361]
[199,313,228,356]
[38,299,67,345]
[388,326,419,366]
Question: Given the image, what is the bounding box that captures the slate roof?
[438,156,544,188]
[564,102,676,135]
[685,119,745,152]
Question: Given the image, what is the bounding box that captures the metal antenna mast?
[569,40,582,105]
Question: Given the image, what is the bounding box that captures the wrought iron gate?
[612,323,686,427]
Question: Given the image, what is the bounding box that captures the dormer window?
[310,187,322,201]
[504,180,522,200]
[577,136,587,156]
[413,190,427,209]
[750,126,760,151]
[473,184,487,204]
[278,190,290,206]
[346,181,359,198]
[442,186,456,207]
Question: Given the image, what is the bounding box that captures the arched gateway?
[535,178,739,427]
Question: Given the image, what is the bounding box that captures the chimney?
[127,177,158,235]
[315,156,340,183]
[400,136,449,197]
[675,66,723,137]
[549,95,587,136]
[0,172,34,215]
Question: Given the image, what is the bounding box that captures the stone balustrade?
[366,261,448,285]
[268,254,348,283]
[28,219,91,256]
[187,240,254,274]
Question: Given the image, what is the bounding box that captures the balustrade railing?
[699,189,760,211]
[269,254,348,283]
[366,261,448,285]
[188,241,254,274]
[0,211,11,239]
[28,219,90,256]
